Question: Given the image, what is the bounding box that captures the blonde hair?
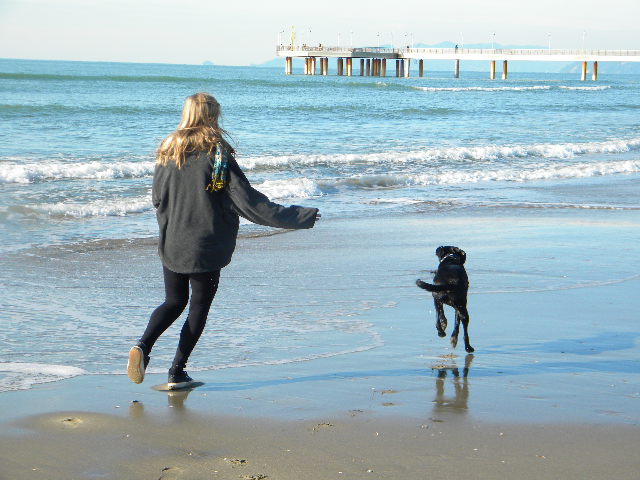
[157,92,233,168]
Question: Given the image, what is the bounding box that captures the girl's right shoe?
[167,369,194,390]
[127,346,149,384]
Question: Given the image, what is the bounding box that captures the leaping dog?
[416,246,474,353]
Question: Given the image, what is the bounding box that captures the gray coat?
[152,152,318,273]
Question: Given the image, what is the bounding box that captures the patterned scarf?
[206,144,229,192]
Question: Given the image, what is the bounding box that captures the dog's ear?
[435,246,444,258]
[452,247,467,264]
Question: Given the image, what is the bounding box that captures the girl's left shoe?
[127,346,150,384]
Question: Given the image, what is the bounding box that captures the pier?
[277,46,640,80]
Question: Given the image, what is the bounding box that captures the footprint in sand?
[60,417,83,428]
[241,475,268,480]
[158,466,183,479]
[312,422,334,432]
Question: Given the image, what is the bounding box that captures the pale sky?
[1,0,638,65]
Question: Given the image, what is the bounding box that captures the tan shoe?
[127,346,147,384]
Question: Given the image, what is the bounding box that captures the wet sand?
[1,207,640,478]
[3,408,639,480]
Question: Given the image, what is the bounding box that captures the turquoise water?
[1,59,640,251]
[1,58,639,398]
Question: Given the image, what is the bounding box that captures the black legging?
[139,266,220,371]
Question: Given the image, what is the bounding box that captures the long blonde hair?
[157,92,233,168]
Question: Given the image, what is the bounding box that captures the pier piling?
[581,61,588,81]
[592,61,598,81]
[490,60,496,80]
[454,59,460,78]
[502,60,508,80]
[419,59,424,77]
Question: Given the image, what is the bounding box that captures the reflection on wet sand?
[432,354,473,417]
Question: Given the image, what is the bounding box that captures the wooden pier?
[277,46,640,80]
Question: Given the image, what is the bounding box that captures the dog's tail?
[416,279,453,292]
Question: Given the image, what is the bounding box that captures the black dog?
[416,246,474,353]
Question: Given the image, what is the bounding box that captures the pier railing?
[276,45,640,58]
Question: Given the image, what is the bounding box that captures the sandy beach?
[2,196,640,479]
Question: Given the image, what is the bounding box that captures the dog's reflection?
[432,354,473,416]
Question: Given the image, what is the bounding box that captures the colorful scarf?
[206,144,229,192]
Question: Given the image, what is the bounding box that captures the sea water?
[1,58,639,394]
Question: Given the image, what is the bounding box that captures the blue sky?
[1,0,638,65]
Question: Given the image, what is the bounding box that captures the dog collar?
[440,253,456,263]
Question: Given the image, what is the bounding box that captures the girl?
[127,92,320,389]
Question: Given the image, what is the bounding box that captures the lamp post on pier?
[547,33,551,53]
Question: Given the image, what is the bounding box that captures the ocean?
[1,58,639,404]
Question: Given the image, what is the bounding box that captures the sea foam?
[0,362,87,392]
[0,160,155,184]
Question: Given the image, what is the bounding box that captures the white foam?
[0,160,155,184]
[0,362,87,392]
[414,85,552,92]
[31,194,152,218]
[254,177,324,200]
[559,85,610,91]
[238,137,640,171]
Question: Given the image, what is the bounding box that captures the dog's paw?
[416,279,427,289]
[465,345,475,353]
[450,336,458,348]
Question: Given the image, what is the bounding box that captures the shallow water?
[1,59,639,408]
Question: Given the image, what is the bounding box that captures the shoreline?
[2,209,640,478]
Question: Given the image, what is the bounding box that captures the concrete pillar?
[366,59,371,76]
[311,57,317,75]
[395,60,400,77]
[403,59,410,77]
[346,58,352,76]
[454,59,460,78]
[581,61,588,81]
[502,60,508,80]
[419,59,424,77]
[360,59,364,76]
[337,58,344,76]
[372,59,377,76]
[490,60,496,80]
[381,59,386,77]
[285,57,292,75]
[592,61,598,81]
[375,59,380,76]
